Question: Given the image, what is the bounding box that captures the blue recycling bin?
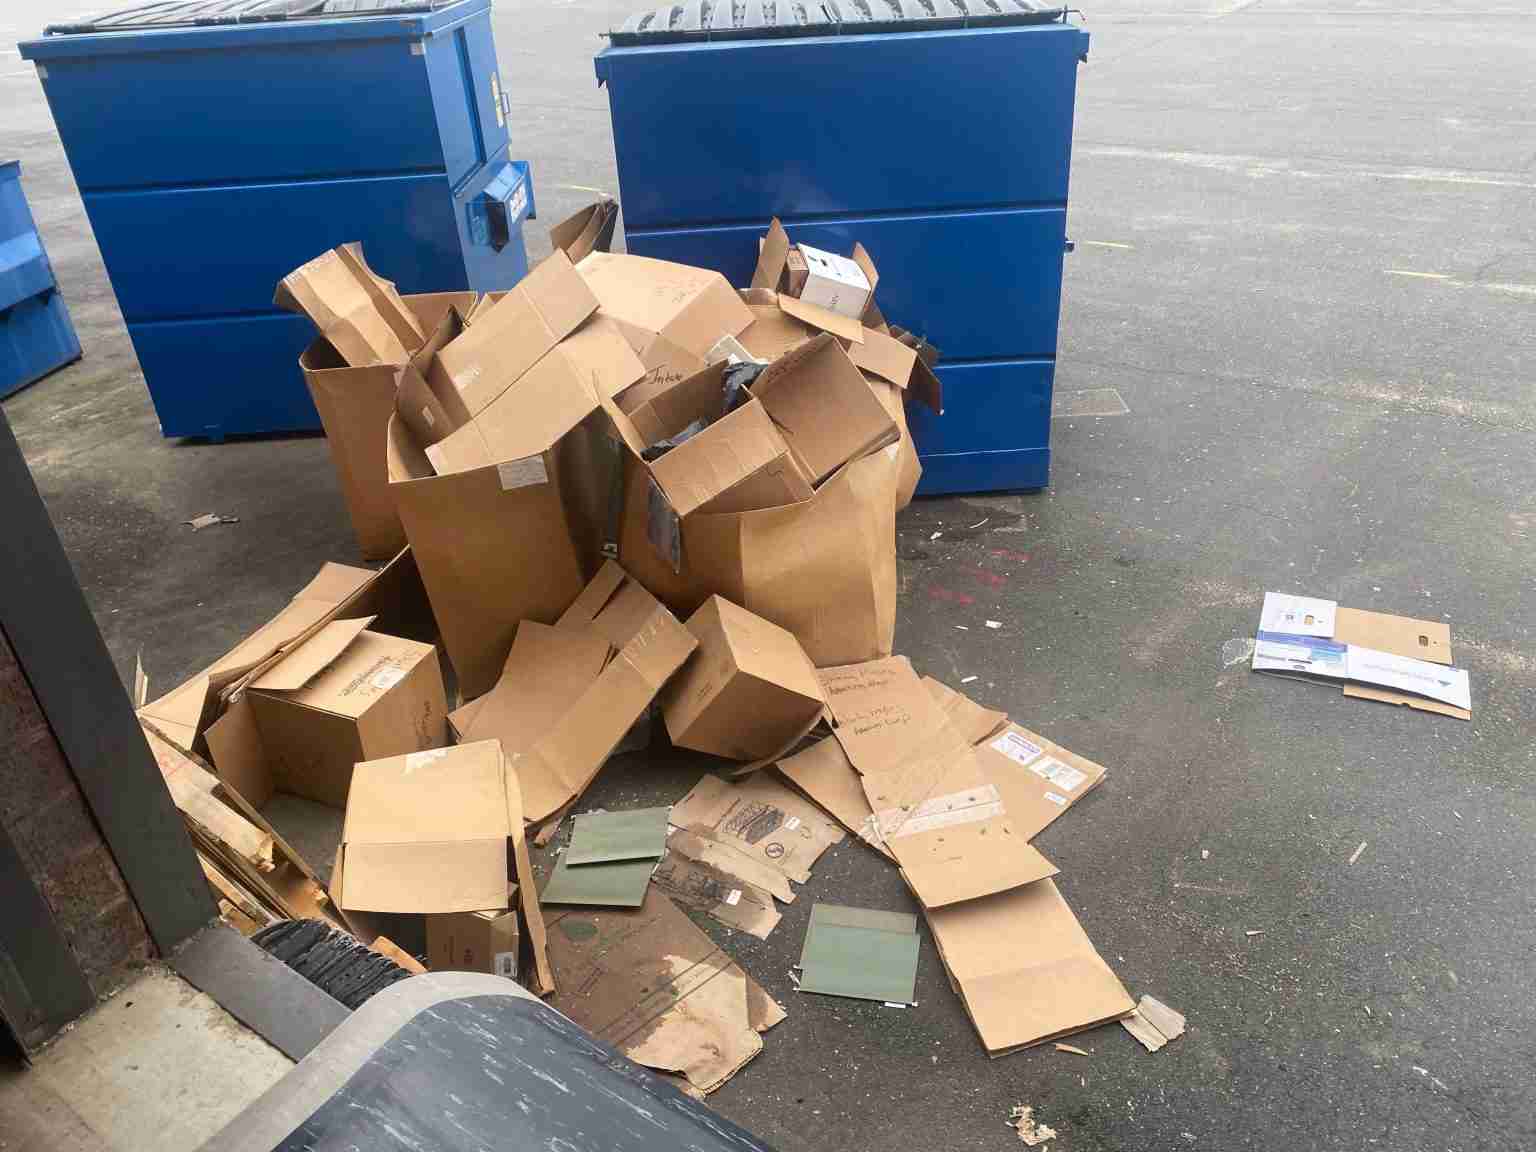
[1,160,82,399]
[19,0,534,440]
[595,3,1089,494]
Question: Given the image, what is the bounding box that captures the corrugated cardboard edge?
[1333,607,1467,718]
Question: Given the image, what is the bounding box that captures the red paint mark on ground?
[928,586,976,606]
[964,568,1009,588]
[990,549,1031,563]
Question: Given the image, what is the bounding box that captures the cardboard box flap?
[575,252,753,356]
[738,303,817,363]
[774,736,891,859]
[750,334,897,485]
[514,601,696,823]
[337,840,509,915]
[503,752,553,995]
[778,294,865,344]
[850,242,879,304]
[712,596,824,703]
[890,327,943,413]
[435,250,599,416]
[848,327,918,388]
[751,217,791,292]
[557,558,628,628]
[549,198,618,264]
[458,622,612,753]
[250,616,375,693]
[649,400,801,519]
[275,245,424,367]
[923,676,1008,745]
[1333,607,1452,664]
[559,314,648,401]
[926,880,1135,1054]
[585,575,670,651]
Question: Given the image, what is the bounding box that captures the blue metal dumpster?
[1,160,82,399]
[19,0,534,440]
[595,3,1088,494]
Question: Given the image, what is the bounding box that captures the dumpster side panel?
[32,41,444,190]
[603,28,1083,230]
[0,163,81,398]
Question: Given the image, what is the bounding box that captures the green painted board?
[540,853,655,907]
[798,903,920,1004]
[565,807,671,866]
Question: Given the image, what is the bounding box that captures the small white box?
[794,243,872,319]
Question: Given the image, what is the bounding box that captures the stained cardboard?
[670,772,844,886]
[749,334,898,486]
[576,251,755,360]
[662,597,826,761]
[426,907,521,981]
[333,739,551,995]
[275,244,424,367]
[549,198,619,264]
[798,904,919,1004]
[545,888,777,1093]
[386,412,588,699]
[664,827,795,905]
[650,851,782,939]
[818,657,1058,909]
[926,879,1135,1055]
[511,563,697,823]
[432,250,598,418]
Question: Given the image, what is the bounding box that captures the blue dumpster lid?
[609,0,1068,45]
[42,0,458,35]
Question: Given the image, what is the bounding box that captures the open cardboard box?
[275,243,425,367]
[332,739,551,994]
[203,617,446,810]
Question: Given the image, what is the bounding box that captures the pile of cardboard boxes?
[137,206,1146,1094]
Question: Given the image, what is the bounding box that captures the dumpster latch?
[468,161,534,253]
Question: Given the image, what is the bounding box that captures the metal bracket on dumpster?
[467,161,534,252]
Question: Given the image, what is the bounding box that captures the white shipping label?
[724,889,742,906]
[421,406,435,429]
[1344,645,1471,711]
[498,456,547,491]
[1043,791,1069,807]
[783,816,802,831]
[371,665,407,691]
[990,730,1043,768]
[494,951,517,979]
[1028,756,1088,793]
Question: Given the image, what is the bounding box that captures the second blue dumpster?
[595,3,1089,495]
[19,0,534,440]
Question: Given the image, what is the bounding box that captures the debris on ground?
[1251,590,1471,718]
[797,904,920,1005]
[1121,994,1187,1052]
[1054,1043,1091,1056]
[183,513,239,531]
[1349,840,1369,865]
[1008,1104,1058,1147]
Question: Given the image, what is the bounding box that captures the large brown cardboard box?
[386,412,588,699]
[206,618,446,809]
[662,596,825,761]
[426,906,521,981]
[332,739,552,993]
[575,251,754,364]
[612,443,901,668]
[300,292,477,560]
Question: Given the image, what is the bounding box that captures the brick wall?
[0,627,151,1008]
